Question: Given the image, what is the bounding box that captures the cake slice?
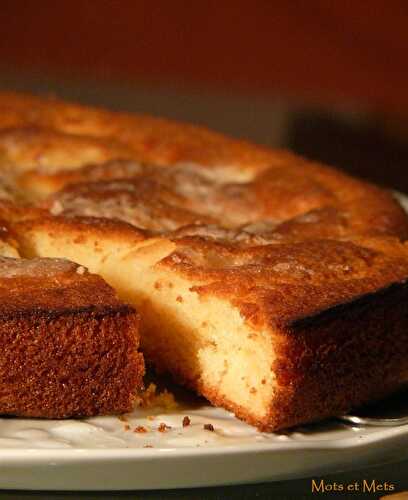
[0,255,144,418]
[13,215,408,430]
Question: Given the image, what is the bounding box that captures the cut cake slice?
[0,255,144,418]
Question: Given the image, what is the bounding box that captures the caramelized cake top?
[0,255,131,317]
[1,91,408,329]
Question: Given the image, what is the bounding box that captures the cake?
[0,91,408,430]
[0,254,144,418]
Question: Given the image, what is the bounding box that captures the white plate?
[1,192,408,491]
[0,402,408,491]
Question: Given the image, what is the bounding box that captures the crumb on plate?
[158,422,172,433]
[134,425,148,433]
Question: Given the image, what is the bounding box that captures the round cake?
[0,91,408,430]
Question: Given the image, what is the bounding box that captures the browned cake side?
[0,91,408,430]
[0,257,144,418]
[267,281,408,430]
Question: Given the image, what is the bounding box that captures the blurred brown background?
[0,0,408,190]
[1,3,408,498]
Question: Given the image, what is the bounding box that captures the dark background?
[1,1,408,111]
[0,2,408,498]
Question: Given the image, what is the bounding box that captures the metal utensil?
[338,389,408,427]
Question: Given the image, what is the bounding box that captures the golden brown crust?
[266,280,408,430]
[0,127,134,172]
[1,91,408,430]
[0,256,124,315]
[14,212,147,247]
[0,306,144,418]
[0,91,277,171]
[158,236,408,327]
[39,161,408,241]
[0,91,406,240]
[0,257,144,418]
